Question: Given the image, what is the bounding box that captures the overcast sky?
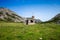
[0,0,60,21]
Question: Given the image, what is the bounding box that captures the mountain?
[47,13,60,23]
[0,7,24,22]
[35,19,42,23]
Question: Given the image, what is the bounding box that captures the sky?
[0,0,60,21]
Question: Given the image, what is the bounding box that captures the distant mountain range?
[35,19,42,23]
[0,7,24,22]
[0,7,60,23]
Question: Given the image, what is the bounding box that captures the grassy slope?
[0,23,60,40]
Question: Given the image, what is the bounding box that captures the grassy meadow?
[0,23,60,40]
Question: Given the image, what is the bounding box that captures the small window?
[30,20,33,23]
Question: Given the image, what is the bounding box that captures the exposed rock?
[0,7,23,22]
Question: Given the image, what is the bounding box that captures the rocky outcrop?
[0,7,23,22]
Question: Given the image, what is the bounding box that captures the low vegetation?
[0,23,60,40]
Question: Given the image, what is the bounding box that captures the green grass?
[0,23,60,40]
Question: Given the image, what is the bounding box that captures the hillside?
[0,7,23,22]
[0,23,60,40]
[46,13,60,23]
